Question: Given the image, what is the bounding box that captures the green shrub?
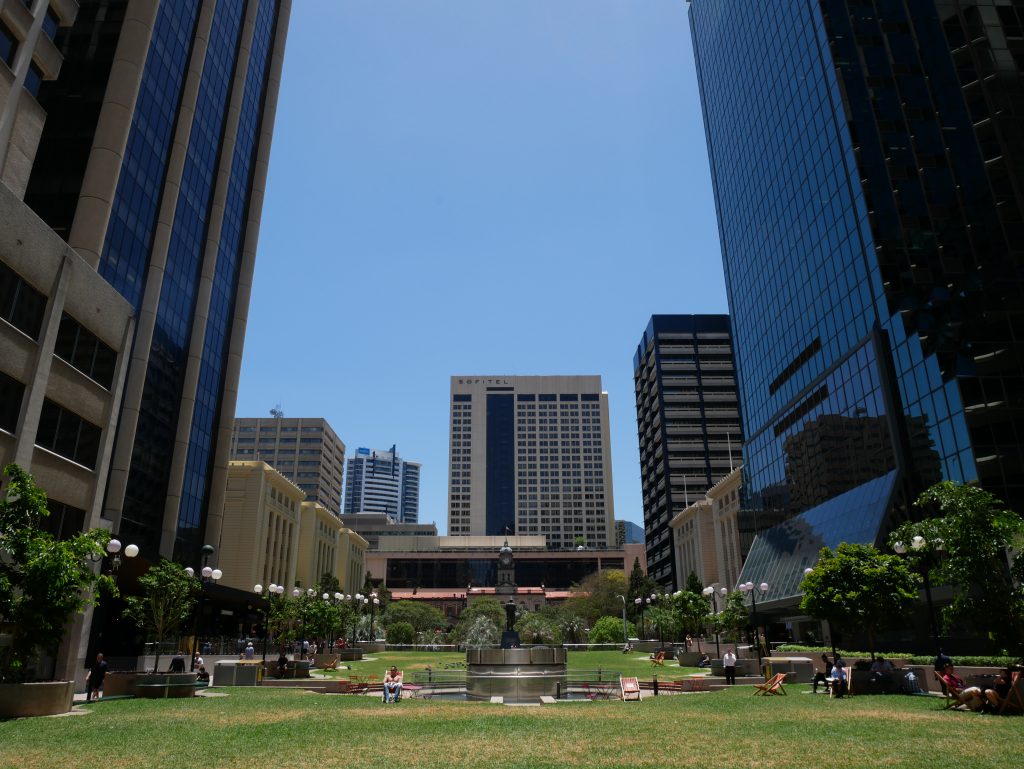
[385,621,415,645]
[588,616,631,645]
[775,644,1020,667]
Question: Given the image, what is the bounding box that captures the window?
[0,20,16,68]
[53,314,117,388]
[36,399,102,468]
[42,500,86,541]
[42,9,59,40]
[0,261,46,339]
[24,62,43,97]
[0,370,25,433]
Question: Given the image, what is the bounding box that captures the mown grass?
[328,649,700,679]
[1,679,1018,769]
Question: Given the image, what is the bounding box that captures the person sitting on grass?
[983,670,1013,712]
[383,666,403,703]
[940,664,984,711]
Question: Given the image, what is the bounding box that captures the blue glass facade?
[178,0,280,556]
[486,394,516,536]
[99,1,203,310]
[690,0,1024,603]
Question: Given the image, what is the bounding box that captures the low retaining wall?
[0,681,74,718]
[135,673,198,699]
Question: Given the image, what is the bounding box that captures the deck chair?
[621,676,642,701]
[933,671,959,710]
[650,651,665,667]
[752,672,787,696]
[997,671,1023,715]
[322,656,340,671]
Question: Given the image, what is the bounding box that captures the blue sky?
[236,0,728,532]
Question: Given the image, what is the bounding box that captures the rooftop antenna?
[269,404,284,419]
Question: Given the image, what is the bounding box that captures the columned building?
[634,315,742,589]
[448,375,615,549]
[690,0,1023,610]
[230,417,345,515]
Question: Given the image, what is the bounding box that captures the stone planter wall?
[0,681,74,718]
[102,672,139,697]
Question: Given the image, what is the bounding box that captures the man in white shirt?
[722,650,737,685]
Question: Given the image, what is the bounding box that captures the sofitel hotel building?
[448,376,615,550]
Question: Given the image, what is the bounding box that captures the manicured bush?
[588,616,631,645]
[385,622,415,645]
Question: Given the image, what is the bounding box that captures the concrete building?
[634,315,742,589]
[339,512,437,551]
[448,375,615,549]
[1,0,292,682]
[230,417,345,515]
[343,446,421,523]
[668,467,743,592]
[219,461,366,595]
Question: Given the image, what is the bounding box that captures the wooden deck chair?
[933,671,960,709]
[998,671,1023,715]
[650,651,665,667]
[621,676,642,701]
[752,672,787,696]
[322,656,340,671]
[828,668,851,699]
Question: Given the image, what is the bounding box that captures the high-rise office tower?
[343,446,421,523]
[690,1,1023,605]
[448,376,615,549]
[634,315,742,589]
[17,0,292,562]
[230,417,345,516]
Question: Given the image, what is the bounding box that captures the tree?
[0,464,114,683]
[646,606,679,647]
[715,591,749,642]
[561,569,628,625]
[385,621,415,645]
[672,590,711,647]
[588,615,634,645]
[462,616,499,648]
[685,571,704,595]
[123,559,200,673]
[515,613,560,645]
[316,573,341,596]
[890,481,1024,656]
[381,601,446,633]
[453,598,505,642]
[557,614,588,644]
[800,542,920,659]
[627,558,659,619]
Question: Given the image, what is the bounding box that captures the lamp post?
[351,593,363,647]
[894,536,944,654]
[186,544,222,671]
[253,583,284,663]
[370,592,379,641]
[615,595,628,644]
[739,580,769,667]
[634,597,644,639]
[89,537,138,657]
[702,585,727,659]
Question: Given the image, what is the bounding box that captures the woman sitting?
[940,664,984,711]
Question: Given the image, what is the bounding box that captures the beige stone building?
[669,466,743,590]
[219,462,366,596]
[448,375,615,549]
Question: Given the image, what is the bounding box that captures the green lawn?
[327,649,701,680]
[0,659,1018,769]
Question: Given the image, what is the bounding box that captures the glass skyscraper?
[25,0,293,563]
[343,447,421,524]
[690,0,1023,605]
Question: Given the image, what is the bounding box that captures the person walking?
[86,653,108,702]
[722,649,737,685]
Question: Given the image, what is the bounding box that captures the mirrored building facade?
[690,0,1023,606]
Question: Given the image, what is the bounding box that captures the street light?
[894,537,944,654]
[739,580,769,667]
[702,585,728,659]
[253,583,284,663]
[370,592,380,641]
[615,595,628,645]
[188,544,222,671]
